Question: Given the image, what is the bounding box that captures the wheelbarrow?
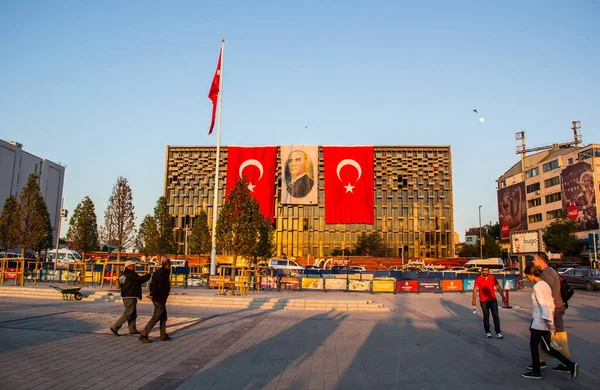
[50,285,83,301]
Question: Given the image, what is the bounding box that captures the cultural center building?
[164,145,455,259]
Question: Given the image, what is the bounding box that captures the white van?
[268,259,304,271]
[47,249,82,263]
[464,258,504,270]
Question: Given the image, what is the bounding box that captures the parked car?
[493,267,520,274]
[560,268,600,291]
[556,267,575,275]
[47,249,82,263]
[464,267,482,274]
[268,259,304,271]
[330,265,351,271]
[443,266,468,273]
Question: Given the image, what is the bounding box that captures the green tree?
[216,178,264,264]
[32,196,53,277]
[66,196,100,261]
[188,209,211,255]
[0,195,20,256]
[543,215,579,255]
[16,174,49,256]
[458,243,480,257]
[353,232,384,256]
[253,216,275,262]
[154,196,175,256]
[135,214,159,257]
[102,176,136,260]
[487,223,501,241]
[481,232,502,257]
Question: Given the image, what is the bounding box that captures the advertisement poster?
[441,280,463,292]
[498,182,527,239]
[301,277,324,290]
[463,279,475,291]
[418,279,441,293]
[396,280,419,293]
[561,161,598,231]
[349,280,371,291]
[372,279,395,292]
[510,230,541,254]
[325,278,347,290]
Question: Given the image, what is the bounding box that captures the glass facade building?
[165,145,455,258]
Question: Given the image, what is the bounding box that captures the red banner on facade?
[225,146,277,221]
[323,146,374,224]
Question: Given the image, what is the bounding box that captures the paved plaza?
[0,286,599,390]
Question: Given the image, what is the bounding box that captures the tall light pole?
[479,205,483,259]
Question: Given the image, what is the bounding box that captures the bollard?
[503,289,512,309]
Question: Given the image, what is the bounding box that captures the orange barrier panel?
[441,280,463,292]
[280,277,300,290]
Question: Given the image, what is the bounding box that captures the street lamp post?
[479,205,483,259]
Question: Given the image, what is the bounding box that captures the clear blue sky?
[1,0,598,241]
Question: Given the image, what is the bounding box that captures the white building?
[497,142,599,246]
[0,139,65,244]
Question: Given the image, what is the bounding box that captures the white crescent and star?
[336,159,362,193]
[239,159,263,192]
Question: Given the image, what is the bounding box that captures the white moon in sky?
[479,117,485,123]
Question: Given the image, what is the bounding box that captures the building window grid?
[165,146,454,257]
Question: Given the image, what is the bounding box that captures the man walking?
[139,257,171,343]
[532,252,571,373]
[472,267,506,339]
[110,260,151,336]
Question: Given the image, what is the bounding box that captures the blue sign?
[588,233,600,252]
[463,279,475,291]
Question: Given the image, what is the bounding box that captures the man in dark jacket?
[139,257,171,343]
[110,260,151,336]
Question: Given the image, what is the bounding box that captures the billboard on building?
[561,161,598,231]
[280,145,319,205]
[498,182,527,240]
[510,230,541,254]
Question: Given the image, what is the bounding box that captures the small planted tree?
[102,176,136,260]
[253,216,275,263]
[15,174,48,284]
[135,214,159,258]
[154,196,175,257]
[67,196,100,261]
[216,177,264,264]
[188,209,211,255]
[0,195,20,257]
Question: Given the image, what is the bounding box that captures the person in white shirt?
[522,264,578,380]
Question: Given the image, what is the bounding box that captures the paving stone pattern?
[0,289,599,389]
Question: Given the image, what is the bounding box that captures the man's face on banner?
[288,151,308,179]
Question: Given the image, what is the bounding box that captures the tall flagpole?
[210,39,224,276]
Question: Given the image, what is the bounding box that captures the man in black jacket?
[110,260,151,336]
[139,257,171,343]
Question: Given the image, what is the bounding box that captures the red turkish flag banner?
[208,49,222,135]
[225,146,277,222]
[324,146,374,224]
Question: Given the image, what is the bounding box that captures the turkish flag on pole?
[324,146,374,224]
[226,146,278,221]
[208,49,222,135]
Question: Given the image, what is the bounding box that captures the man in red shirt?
[472,267,506,339]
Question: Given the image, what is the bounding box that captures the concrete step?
[0,287,395,311]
